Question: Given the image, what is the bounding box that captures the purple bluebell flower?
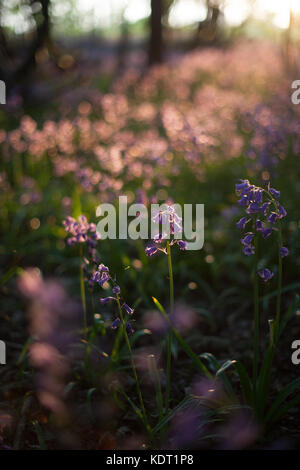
[260,202,270,216]
[280,246,289,258]
[246,202,260,214]
[236,180,289,279]
[238,195,249,207]
[256,220,263,231]
[90,263,111,286]
[243,245,255,256]
[268,212,278,224]
[146,204,187,257]
[91,271,101,283]
[258,268,274,282]
[89,261,135,336]
[145,243,158,257]
[237,217,249,229]
[100,296,115,305]
[111,318,120,329]
[63,215,100,249]
[98,272,110,286]
[112,285,121,295]
[253,188,263,203]
[98,264,109,272]
[269,187,280,199]
[235,179,251,193]
[177,240,187,250]
[262,228,272,239]
[123,304,134,315]
[126,323,135,335]
[153,233,167,244]
[241,233,254,246]
[278,205,287,219]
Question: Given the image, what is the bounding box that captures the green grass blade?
[256,345,275,417]
[200,353,237,401]
[234,361,253,405]
[267,395,300,426]
[152,297,212,378]
[265,378,300,425]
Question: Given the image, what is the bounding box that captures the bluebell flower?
[111,318,120,329]
[237,217,249,229]
[98,264,109,272]
[145,204,187,257]
[241,233,254,246]
[246,202,260,214]
[63,215,101,249]
[177,240,188,250]
[243,245,255,256]
[267,212,278,224]
[98,272,110,286]
[112,285,121,295]
[262,228,272,239]
[145,243,158,257]
[253,189,263,203]
[123,304,134,315]
[269,187,280,199]
[89,263,136,335]
[238,195,249,207]
[278,205,287,219]
[235,179,251,193]
[235,180,288,266]
[260,202,270,216]
[258,268,274,282]
[99,296,115,305]
[126,323,135,335]
[256,220,264,231]
[280,246,289,258]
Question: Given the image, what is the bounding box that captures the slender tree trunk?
[149,0,163,65]
[15,0,50,79]
[0,0,51,93]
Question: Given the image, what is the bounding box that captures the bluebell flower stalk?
[144,204,186,417]
[236,179,289,389]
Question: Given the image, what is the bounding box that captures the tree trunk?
[0,0,51,94]
[149,0,163,65]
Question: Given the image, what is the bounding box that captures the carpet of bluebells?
[1,40,300,450]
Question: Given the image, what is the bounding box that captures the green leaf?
[267,395,300,426]
[234,361,253,405]
[257,345,275,417]
[152,297,212,378]
[118,388,144,423]
[87,387,97,418]
[32,421,47,450]
[200,353,237,401]
[153,395,196,435]
[17,337,33,365]
[265,378,300,425]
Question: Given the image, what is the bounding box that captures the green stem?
[253,220,259,394]
[79,245,87,336]
[116,296,150,433]
[147,355,164,424]
[110,321,124,364]
[275,223,283,343]
[165,241,174,416]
